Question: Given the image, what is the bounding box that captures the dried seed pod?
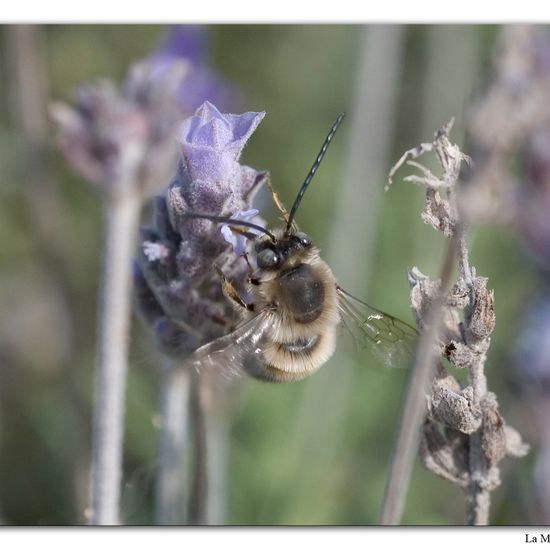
[480,393,507,467]
[429,375,482,434]
[420,420,469,487]
[465,277,496,345]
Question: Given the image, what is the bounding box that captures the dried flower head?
[389,121,528,524]
[464,26,550,272]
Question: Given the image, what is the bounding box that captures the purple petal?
[181,101,265,157]
[153,25,206,66]
[220,208,262,256]
[179,102,265,187]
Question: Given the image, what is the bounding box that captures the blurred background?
[0,24,548,525]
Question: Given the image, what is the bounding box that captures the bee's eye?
[294,232,311,248]
[257,248,280,269]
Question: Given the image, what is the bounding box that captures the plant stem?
[455,209,490,525]
[6,24,91,521]
[329,24,405,289]
[188,370,208,525]
[155,359,191,525]
[89,187,141,525]
[205,402,229,524]
[379,231,459,525]
[466,341,490,525]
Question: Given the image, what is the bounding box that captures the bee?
[185,114,417,382]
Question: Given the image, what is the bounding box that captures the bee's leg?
[266,176,290,225]
[242,253,261,286]
[216,266,255,312]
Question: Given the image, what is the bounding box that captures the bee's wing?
[336,286,418,369]
[186,309,273,379]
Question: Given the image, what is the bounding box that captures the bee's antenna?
[183,212,276,242]
[285,113,346,233]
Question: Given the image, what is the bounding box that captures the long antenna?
[285,113,346,233]
[183,212,276,242]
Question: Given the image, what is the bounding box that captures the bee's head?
[183,113,345,272]
[255,230,313,271]
[252,112,345,272]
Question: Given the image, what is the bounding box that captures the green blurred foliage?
[0,24,542,526]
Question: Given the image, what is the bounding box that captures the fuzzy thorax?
[243,238,340,381]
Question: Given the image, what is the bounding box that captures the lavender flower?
[146,25,236,114]
[465,26,550,526]
[465,27,550,271]
[50,28,237,525]
[511,30,550,273]
[50,26,234,197]
[135,101,267,358]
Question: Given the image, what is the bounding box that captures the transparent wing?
[186,309,273,380]
[337,286,418,369]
